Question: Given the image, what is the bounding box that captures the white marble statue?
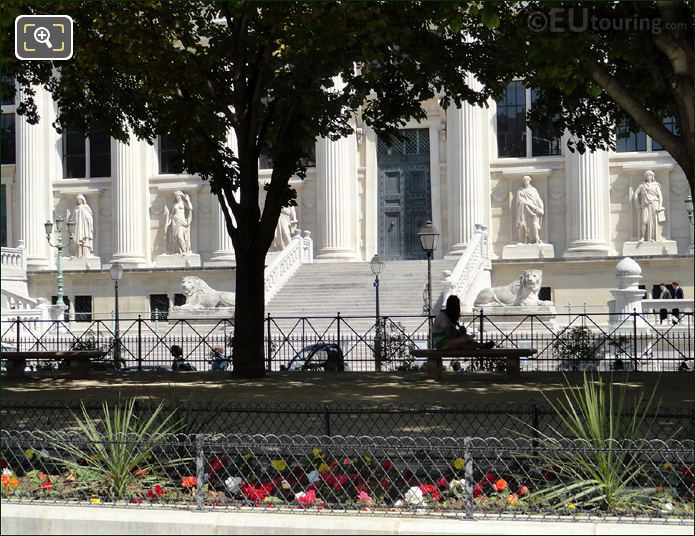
[165,191,193,254]
[634,170,665,242]
[69,194,94,258]
[273,206,298,250]
[515,176,544,244]
[174,276,235,310]
[474,269,552,307]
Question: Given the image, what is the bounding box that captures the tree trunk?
[231,248,267,378]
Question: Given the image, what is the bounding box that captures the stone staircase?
[266,259,458,332]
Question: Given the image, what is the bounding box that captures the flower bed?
[1,432,693,520]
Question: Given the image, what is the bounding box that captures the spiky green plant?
[41,398,187,497]
[528,372,662,511]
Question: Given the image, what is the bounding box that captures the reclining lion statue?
[474,269,552,307]
[175,276,235,310]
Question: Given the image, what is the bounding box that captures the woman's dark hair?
[170,345,183,358]
[443,295,461,324]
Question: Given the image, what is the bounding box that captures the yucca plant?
[41,398,188,498]
[527,372,661,511]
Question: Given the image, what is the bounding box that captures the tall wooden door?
[377,129,432,260]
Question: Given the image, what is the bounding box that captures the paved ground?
[2,370,692,408]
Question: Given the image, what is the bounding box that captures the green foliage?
[553,326,598,372]
[40,398,186,497]
[528,373,661,511]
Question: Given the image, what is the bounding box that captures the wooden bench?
[1,351,108,379]
[409,348,537,380]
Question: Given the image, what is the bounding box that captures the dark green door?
[377,129,432,260]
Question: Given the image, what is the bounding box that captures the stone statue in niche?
[69,194,94,258]
[273,205,298,250]
[515,175,544,244]
[165,191,193,254]
[634,169,665,242]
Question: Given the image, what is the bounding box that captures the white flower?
[662,502,673,512]
[449,478,466,491]
[224,476,243,495]
[2,468,14,476]
[295,491,307,501]
[403,486,424,506]
[307,470,320,484]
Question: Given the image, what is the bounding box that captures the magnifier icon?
[33,26,53,49]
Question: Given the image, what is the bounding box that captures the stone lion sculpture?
[175,276,235,310]
[474,269,552,307]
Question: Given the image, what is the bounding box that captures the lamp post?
[418,221,439,347]
[45,216,75,311]
[110,263,124,369]
[370,254,384,371]
[685,196,693,252]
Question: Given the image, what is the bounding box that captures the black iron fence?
[1,401,692,440]
[1,312,692,372]
[1,431,692,521]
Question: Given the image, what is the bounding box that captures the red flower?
[130,499,142,504]
[494,479,508,492]
[381,460,394,470]
[209,457,224,473]
[242,483,274,501]
[419,484,441,501]
[322,472,349,490]
[39,480,53,490]
[485,472,495,483]
[680,466,694,478]
[436,477,448,489]
[342,458,352,465]
[657,485,664,492]
[133,468,150,478]
[472,482,484,498]
[380,478,390,489]
[518,485,529,496]
[0,459,7,469]
[297,489,317,505]
[147,485,166,499]
[181,476,197,488]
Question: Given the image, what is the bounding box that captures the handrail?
[264,230,313,305]
[439,224,491,310]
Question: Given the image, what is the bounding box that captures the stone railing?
[1,243,27,281]
[439,224,491,311]
[641,299,695,313]
[264,230,313,305]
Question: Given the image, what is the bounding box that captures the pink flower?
[436,476,448,489]
[518,485,529,496]
[39,480,53,490]
[356,491,373,503]
[342,458,352,465]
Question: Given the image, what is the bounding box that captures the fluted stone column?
[16,87,51,269]
[563,139,612,257]
[446,91,487,255]
[315,129,357,260]
[208,129,237,265]
[110,136,148,266]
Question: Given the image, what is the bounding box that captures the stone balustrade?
[264,230,314,305]
[440,224,491,311]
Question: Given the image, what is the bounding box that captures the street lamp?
[110,263,124,369]
[370,254,384,371]
[45,216,75,311]
[418,221,439,347]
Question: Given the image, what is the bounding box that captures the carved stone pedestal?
[622,241,677,257]
[501,243,555,260]
[475,305,558,332]
[168,308,234,325]
[156,253,202,268]
[63,257,102,271]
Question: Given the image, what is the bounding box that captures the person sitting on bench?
[432,295,495,350]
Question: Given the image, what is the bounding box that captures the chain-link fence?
[1,401,691,440]
[2,312,692,372]
[1,431,692,521]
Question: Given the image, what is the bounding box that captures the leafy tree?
[2,2,505,377]
[475,1,693,192]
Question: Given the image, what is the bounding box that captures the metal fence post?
[632,308,638,371]
[195,434,205,510]
[479,309,484,344]
[266,313,272,372]
[16,319,20,351]
[323,404,332,437]
[336,312,341,352]
[137,315,143,372]
[463,437,474,519]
